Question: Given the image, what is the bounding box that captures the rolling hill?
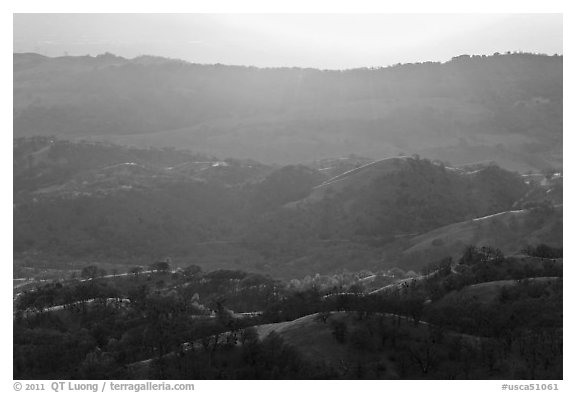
[13,138,561,278]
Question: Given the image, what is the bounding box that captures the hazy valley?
[14,52,562,171]
[13,51,563,380]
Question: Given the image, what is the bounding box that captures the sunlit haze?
[13,13,562,69]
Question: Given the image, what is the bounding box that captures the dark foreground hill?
[14,246,562,379]
[14,52,562,171]
[13,138,561,277]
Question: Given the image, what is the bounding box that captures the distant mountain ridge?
[14,52,562,171]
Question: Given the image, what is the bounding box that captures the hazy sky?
[13,13,562,69]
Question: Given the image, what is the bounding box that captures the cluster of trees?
[14,265,281,379]
[15,280,121,312]
[419,245,562,301]
[522,244,563,259]
[15,263,281,315]
[149,330,337,379]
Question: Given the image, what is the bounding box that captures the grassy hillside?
[394,205,562,269]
